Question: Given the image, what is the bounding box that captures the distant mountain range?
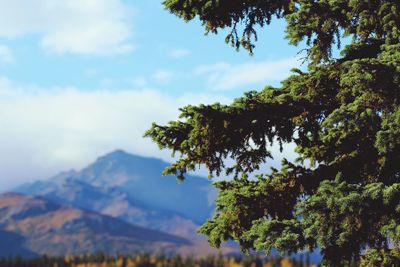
[0,150,238,257]
[15,150,216,238]
[0,192,188,257]
[0,150,322,263]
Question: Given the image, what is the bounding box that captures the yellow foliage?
[280,258,293,267]
[225,258,242,267]
[126,258,137,267]
[115,257,124,267]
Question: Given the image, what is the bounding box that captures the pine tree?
[146,1,400,266]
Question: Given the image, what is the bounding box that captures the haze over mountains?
[0,193,189,257]
[16,150,215,236]
[0,150,237,257]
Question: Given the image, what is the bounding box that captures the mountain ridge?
[7,150,321,261]
[8,150,243,256]
[0,192,192,257]
[15,150,215,240]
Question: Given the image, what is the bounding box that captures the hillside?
[7,151,322,260]
[0,193,190,257]
[16,150,215,240]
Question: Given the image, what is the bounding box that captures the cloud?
[0,0,134,55]
[169,48,190,58]
[0,78,230,190]
[152,69,175,84]
[0,45,14,64]
[195,57,300,90]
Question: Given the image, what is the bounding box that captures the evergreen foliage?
[145,1,400,266]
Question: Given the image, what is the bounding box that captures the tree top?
[164,0,400,64]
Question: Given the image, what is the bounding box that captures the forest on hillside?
[0,254,317,267]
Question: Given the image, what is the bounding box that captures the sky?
[0,0,306,190]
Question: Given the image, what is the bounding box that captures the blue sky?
[0,0,305,189]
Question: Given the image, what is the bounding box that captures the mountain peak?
[97,150,166,163]
[94,150,164,166]
[88,150,170,179]
[96,149,131,161]
[106,149,130,157]
[17,149,215,227]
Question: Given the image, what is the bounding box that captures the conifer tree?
[146,1,400,266]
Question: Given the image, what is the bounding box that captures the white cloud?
[195,57,300,90]
[169,48,190,58]
[0,0,134,55]
[0,78,230,190]
[152,69,175,84]
[0,45,14,64]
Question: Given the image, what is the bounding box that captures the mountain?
[0,193,190,257]
[8,150,319,262]
[16,150,216,240]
